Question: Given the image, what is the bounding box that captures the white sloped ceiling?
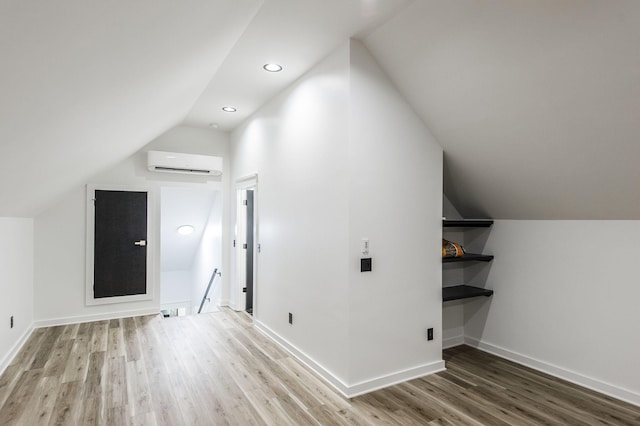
[5,0,638,220]
[183,0,413,130]
[0,0,261,216]
[365,0,640,219]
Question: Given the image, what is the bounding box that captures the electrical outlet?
[427,327,434,341]
[360,258,372,272]
[10,315,14,329]
[288,312,293,325]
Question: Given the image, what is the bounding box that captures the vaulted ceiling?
[2,0,639,219]
[0,0,261,216]
[365,0,640,219]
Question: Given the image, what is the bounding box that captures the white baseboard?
[465,337,640,407]
[443,335,464,349]
[33,307,160,328]
[228,303,243,312]
[0,324,34,376]
[254,319,445,398]
[346,359,446,398]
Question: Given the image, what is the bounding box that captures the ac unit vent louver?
[147,151,222,177]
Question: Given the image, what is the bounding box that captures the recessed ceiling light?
[222,106,237,112]
[263,63,283,72]
[177,225,194,235]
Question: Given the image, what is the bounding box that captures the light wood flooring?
[1,308,638,425]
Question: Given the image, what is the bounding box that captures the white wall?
[465,220,640,405]
[191,192,223,313]
[34,126,230,324]
[231,42,352,384]
[347,40,443,386]
[160,270,192,305]
[0,218,33,372]
[231,40,444,396]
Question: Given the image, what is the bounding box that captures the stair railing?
[198,268,221,314]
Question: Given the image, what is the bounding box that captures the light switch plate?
[361,238,369,255]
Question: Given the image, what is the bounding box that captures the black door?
[94,190,148,298]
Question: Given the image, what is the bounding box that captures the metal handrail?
[197,268,221,314]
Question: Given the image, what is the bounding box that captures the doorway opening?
[234,175,258,316]
[159,186,222,316]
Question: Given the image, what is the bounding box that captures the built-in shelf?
[443,219,493,228]
[442,218,495,305]
[443,253,494,263]
[443,285,494,302]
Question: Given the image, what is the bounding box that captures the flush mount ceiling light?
[263,63,283,72]
[177,225,195,235]
[222,106,237,112]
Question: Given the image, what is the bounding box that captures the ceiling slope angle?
[184,0,414,131]
[0,0,261,217]
[364,0,640,220]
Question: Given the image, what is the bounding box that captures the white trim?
[233,174,259,317]
[33,307,159,328]
[236,173,258,189]
[443,335,464,349]
[228,303,243,312]
[465,337,640,407]
[346,360,446,398]
[0,324,34,376]
[254,319,445,398]
[85,184,155,306]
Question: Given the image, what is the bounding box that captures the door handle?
[134,240,147,247]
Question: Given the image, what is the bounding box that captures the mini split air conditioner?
[147,151,222,177]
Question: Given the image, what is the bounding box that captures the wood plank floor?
[1,309,638,425]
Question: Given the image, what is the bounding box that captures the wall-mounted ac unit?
[147,151,223,177]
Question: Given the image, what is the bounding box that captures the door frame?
[234,174,258,315]
[85,184,155,306]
